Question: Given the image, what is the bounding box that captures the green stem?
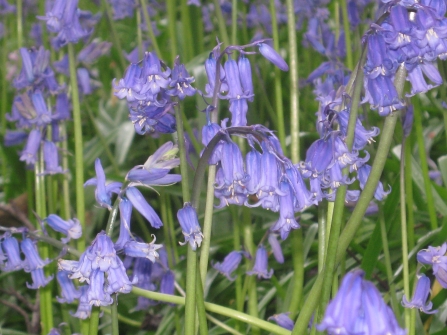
[412,97,438,230]
[185,247,198,335]
[174,106,191,203]
[340,0,354,70]
[318,202,327,273]
[198,164,216,286]
[140,0,162,56]
[404,135,415,251]
[88,307,101,335]
[16,0,23,48]
[288,229,304,317]
[131,287,291,335]
[379,205,401,323]
[167,0,177,63]
[68,43,86,252]
[269,0,287,155]
[196,268,209,335]
[111,294,119,335]
[180,0,194,61]
[212,0,230,47]
[101,0,127,71]
[242,208,260,335]
[400,139,411,332]
[286,0,300,163]
[231,0,238,45]
[293,66,404,334]
[60,124,71,220]
[136,6,144,59]
[35,156,54,335]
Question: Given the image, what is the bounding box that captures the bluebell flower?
[268,312,294,331]
[402,274,437,314]
[71,285,91,319]
[268,234,284,264]
[87,269,113,306]
[126,187,163,229]
[4,130,28,147]
[44,214,82,243]
[177,203,203,250]
[126,141,181,187]
[21,238,50,272]
[105,259,136,294]
[271,179,301,240]
[123,236,163,262]
[317,269,405,335]
[417,243,447,287]
[166,56,196,100]
[113,63,145,102]
[140,52,171,97]
[257,43,289,71]
[160,270,175,296]
[84,158,123,210]
[247,245,273,279]
[56,270,81,303]
[201,119,222,164]
[109,0,136,19]
[238,55,254,101]
[42,141,65,175]
[357,164,390,201]
[212,251,245,281]
[0,0,16,14]
[78,40,112,65]
[77,68,92,95]
[115,198,133,251]
[203,51,228,98]
[52,93,71,121]
[27,268,54,289]
[130,257,158,310]
[1,234,23,272]
[402,104,414,138]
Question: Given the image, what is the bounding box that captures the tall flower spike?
[402,274,437,314]
[177,203,203,251]
[247,245,273,279]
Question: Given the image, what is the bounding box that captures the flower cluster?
[317,269,406,335]
[363,1,447,115]
[58,232,137,318]
[113,52,196,135]
[0,232,53,289]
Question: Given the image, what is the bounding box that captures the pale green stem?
[60,125,71,220]
[67,43,86,252]
[180,0,194,61]
[35,155,54,335]
[198,164,216,286]
[196,268,209,335]
[136,7,144,59]
[379,205,401,323]
[318,202,327,273]
[167,0,178,63]
[412,97,438,230]
[231,0,238,45]
[88,307,101,335]
[185,247,198,335]
[400,139,412,332]
[286,0,300,163]
[212,0,230,47]
[174,106,191,203]
[101,0,127,71]
[16,0,23,48]
[269,0,286,155]
[131,288,291,335]
[140,0,161,56]
[288,229,304,317]
[340,0,354,70]
[404,135,415,251]
[111,294,119,335]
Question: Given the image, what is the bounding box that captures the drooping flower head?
[177,203,203,251]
